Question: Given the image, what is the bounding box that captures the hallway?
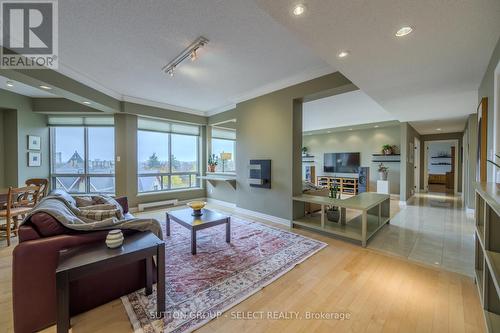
[368,192,474,276]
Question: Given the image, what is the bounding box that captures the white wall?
[427,142,453,175]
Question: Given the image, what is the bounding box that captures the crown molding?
[122,95,206,116]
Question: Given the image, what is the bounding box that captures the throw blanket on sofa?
[22,191,163,239]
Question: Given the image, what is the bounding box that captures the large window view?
[50,117,115,193]
[211,127,236,173]
[137,118,200,193]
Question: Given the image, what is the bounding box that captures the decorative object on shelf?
[27,135,41,150]
[186,201,207,216]
[105,229,124,249]
[378,163,388,180]
[208,154,218,173]
[302,146,308,156]
[27,152,41,167]
[326,184,340,222]
[381,144,396,155]
[249,159,271,188]
[220,152,232,173]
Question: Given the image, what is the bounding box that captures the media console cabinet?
[316,176,359,195]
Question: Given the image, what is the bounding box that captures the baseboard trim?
[234,206,290,226]
[130,197,206,213]
[206,197,237,208]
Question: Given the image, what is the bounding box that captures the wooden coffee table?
[166,208,230,255]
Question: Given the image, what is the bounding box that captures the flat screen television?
[324,152,360,173]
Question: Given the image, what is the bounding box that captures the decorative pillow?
[79,209,121,221]
[30,212,69,237]
[91,196,108,205]
[75,196,94,207]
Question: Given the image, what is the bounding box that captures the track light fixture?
[162,36,208,77]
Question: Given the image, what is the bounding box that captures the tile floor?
[368,192,475,276]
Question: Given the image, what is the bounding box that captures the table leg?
[56,271,70,333]
[340,207,346,225]
[226,218,231,243]
[320,204,325,228]
[166,213,170,236]
[361,211,367,247]
[157,243,166,316]
[145,257,153,295]
[191,229,197,255]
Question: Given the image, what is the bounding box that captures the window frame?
[210,126,236,174]
[49,126,116,194]
[137,129,201,194]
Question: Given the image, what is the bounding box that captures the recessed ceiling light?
[436,128,442,131]
[292,4,306,16]
[6,81,14,87]
[39,85,52,90]
[337,50,350,58]
[395,26,413,37]
[327,131,332,133]
[82,101,91,105]
[374,125,379,128]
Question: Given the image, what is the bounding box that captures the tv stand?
[316,176,358,195]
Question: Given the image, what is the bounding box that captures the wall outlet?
[116,156,121,162]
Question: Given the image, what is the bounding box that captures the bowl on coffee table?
[186,201,206,216]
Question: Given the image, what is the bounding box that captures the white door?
[414,137,420,193]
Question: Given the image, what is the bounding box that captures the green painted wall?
[303,126,402,194]
[122,102,207,125]
[235,72,352,220]
[479,36,500,181]
[0,110,5,187]
[0,89,49,186]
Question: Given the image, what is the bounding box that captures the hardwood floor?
[0,206,485,333]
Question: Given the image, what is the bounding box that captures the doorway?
[424,140,459,194]
[414,137,420,193]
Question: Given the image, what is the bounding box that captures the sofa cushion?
[75,196,94,207]
[30,212,70,237]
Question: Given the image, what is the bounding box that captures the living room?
[0,1,499,333]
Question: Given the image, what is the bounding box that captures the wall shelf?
[371,154,400,163]
[198,175,236,190]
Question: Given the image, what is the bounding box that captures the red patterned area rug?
[121,215,326,333]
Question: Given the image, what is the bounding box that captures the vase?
[379,171,388,181]
[106,230,124,249]
[326,209,340,222]
[383,149,392,155]
[208,165,215,172]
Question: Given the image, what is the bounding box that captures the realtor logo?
[1,0,58,69]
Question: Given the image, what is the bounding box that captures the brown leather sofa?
[12,195,155,333]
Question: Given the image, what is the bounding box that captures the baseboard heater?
[137,199,178,212]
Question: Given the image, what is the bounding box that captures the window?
[137,118,200,193]
[49,117,115,193]
[211,127,236,173]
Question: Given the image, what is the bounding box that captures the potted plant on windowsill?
[378,163,389,181]
[208,154,218,173]
[326,184,340,222]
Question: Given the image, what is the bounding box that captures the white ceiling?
[56,0,333,113]
[255,0,500,125]
[303,90,395,131]
[0,76,55,97]
[410,116,469,135]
